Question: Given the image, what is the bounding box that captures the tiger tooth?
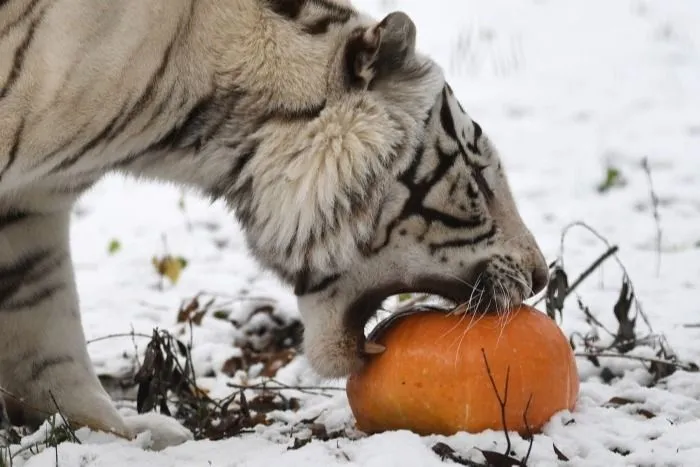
[364,341,386,354]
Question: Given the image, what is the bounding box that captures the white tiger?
[0,0,549,450]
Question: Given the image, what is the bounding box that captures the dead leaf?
[479,450,521,467]
[152,255,188,285]
[545,266,568,321]
[553,443,569,461]
[612,277,636,352]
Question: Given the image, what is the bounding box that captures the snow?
[3,0,700,465]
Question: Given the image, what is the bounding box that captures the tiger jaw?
[296,263,535,379]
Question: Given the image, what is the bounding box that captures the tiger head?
[220,8,549,378]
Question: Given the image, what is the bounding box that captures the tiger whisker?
[443,273,484,349]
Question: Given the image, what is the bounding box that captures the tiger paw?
[123,413,194,451]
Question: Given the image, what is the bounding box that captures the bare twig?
[85,332,153,345]
[520,394,535,466]
[534,245,619,307]
[641,157,662,276]
[481,348,511,455]
[576,298,616,338]
[567,246,619,298]
[576,334,661,353]
[185,290,279,305]
[227,381,345,398]
[574,351,697,372]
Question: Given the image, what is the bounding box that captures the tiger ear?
[346,11,417,89]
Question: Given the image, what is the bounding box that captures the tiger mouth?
[346,273,522,357]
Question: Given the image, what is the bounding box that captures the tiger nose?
[530,259,549,296]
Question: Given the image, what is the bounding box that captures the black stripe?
[266,0,306,19]
[309,0,354,18]
[41,11,182,171]
[105,151,143,172]
[428,224,498,254]
[48,18,187,174]
[401,144,484,228]
[35,132,81,166]
[126,90,245,166]
[303,13,351,35]
[267,0,354,34]
[372,125,491,255]
[0,116,25,181]
[294,272,340,296]
[48,100,133,174]
[0,249,51,308]
[472,164,494,200]
[439,88,458,142]
[284,225,298,259]
[30,355,74,381]
[22,250,64,284]
[308,273,340,295]
[0,249,64,310]
[131,80,178,138]
[104,41,176,143]
[7,282,65,310]
[293,268,310,296]
[229,177,254,227]
[143,94,214,153]
[303,17,331,35]
[466,120,483,155]
[263,100,326,122]
[228,144,257,180]
[0,209,30,230]
[208,142,256,203]
[441,88,493,200]
[0,11,41,99]
[0,0,40,39]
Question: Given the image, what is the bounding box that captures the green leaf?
[596,166,626,193]
[107,239,122,255]
[213,310,231,320]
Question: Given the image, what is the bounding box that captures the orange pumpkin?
[346,304,579,436]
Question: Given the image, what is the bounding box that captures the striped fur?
[0,0,548,446]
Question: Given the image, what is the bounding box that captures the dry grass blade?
[641,157,662,276]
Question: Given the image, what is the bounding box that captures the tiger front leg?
[0,205,192,450]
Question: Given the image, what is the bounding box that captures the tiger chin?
[0,0,548,449]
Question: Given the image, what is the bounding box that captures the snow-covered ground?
[3,0,700,465]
